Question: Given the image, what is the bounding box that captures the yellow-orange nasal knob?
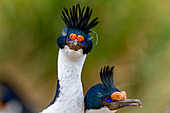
[120,91,127,99]
[111,92,123,101]
[69,33,77,40]
[77,35,84,42]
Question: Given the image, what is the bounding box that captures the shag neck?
[58,46,87,82]
[41,46,86,113]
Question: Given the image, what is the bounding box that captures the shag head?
[57,4,99,54]
[0,83,34,113]
[85,66,142,112]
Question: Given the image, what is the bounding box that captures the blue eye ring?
[67,36,70,41]
[104,96,111,103]
[81,40,85,44]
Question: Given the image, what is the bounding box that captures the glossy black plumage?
[100,66,117,90]
[61,4,99,33]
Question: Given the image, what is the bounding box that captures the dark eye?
[104,97,111,103]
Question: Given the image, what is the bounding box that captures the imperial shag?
[85,66,142,113]
[41,4,99,113]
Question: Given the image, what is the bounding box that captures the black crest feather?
[61,4,99,33]
[100,66,116,89]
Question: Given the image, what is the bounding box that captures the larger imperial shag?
[41,4,99,113]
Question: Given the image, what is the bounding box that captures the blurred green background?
[0,0,170,113]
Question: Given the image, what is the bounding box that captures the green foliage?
[0,0,170,112]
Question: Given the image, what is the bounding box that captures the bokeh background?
[0,0,170,113]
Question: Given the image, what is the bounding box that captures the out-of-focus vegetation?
[0,0,170,113]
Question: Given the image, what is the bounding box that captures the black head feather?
[61,4,99,33]
[100,66,117,90]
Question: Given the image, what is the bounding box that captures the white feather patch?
[86,107,117,113]
[41,46,86,113]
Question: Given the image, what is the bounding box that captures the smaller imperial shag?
[85,66,142,113]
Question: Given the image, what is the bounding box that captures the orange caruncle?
[77,35,84,42]
[69,33,77,40]
[120,91,127,99]
[111,92,123,101]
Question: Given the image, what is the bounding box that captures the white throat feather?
[86,107,117,113]
[41,46,87,113]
